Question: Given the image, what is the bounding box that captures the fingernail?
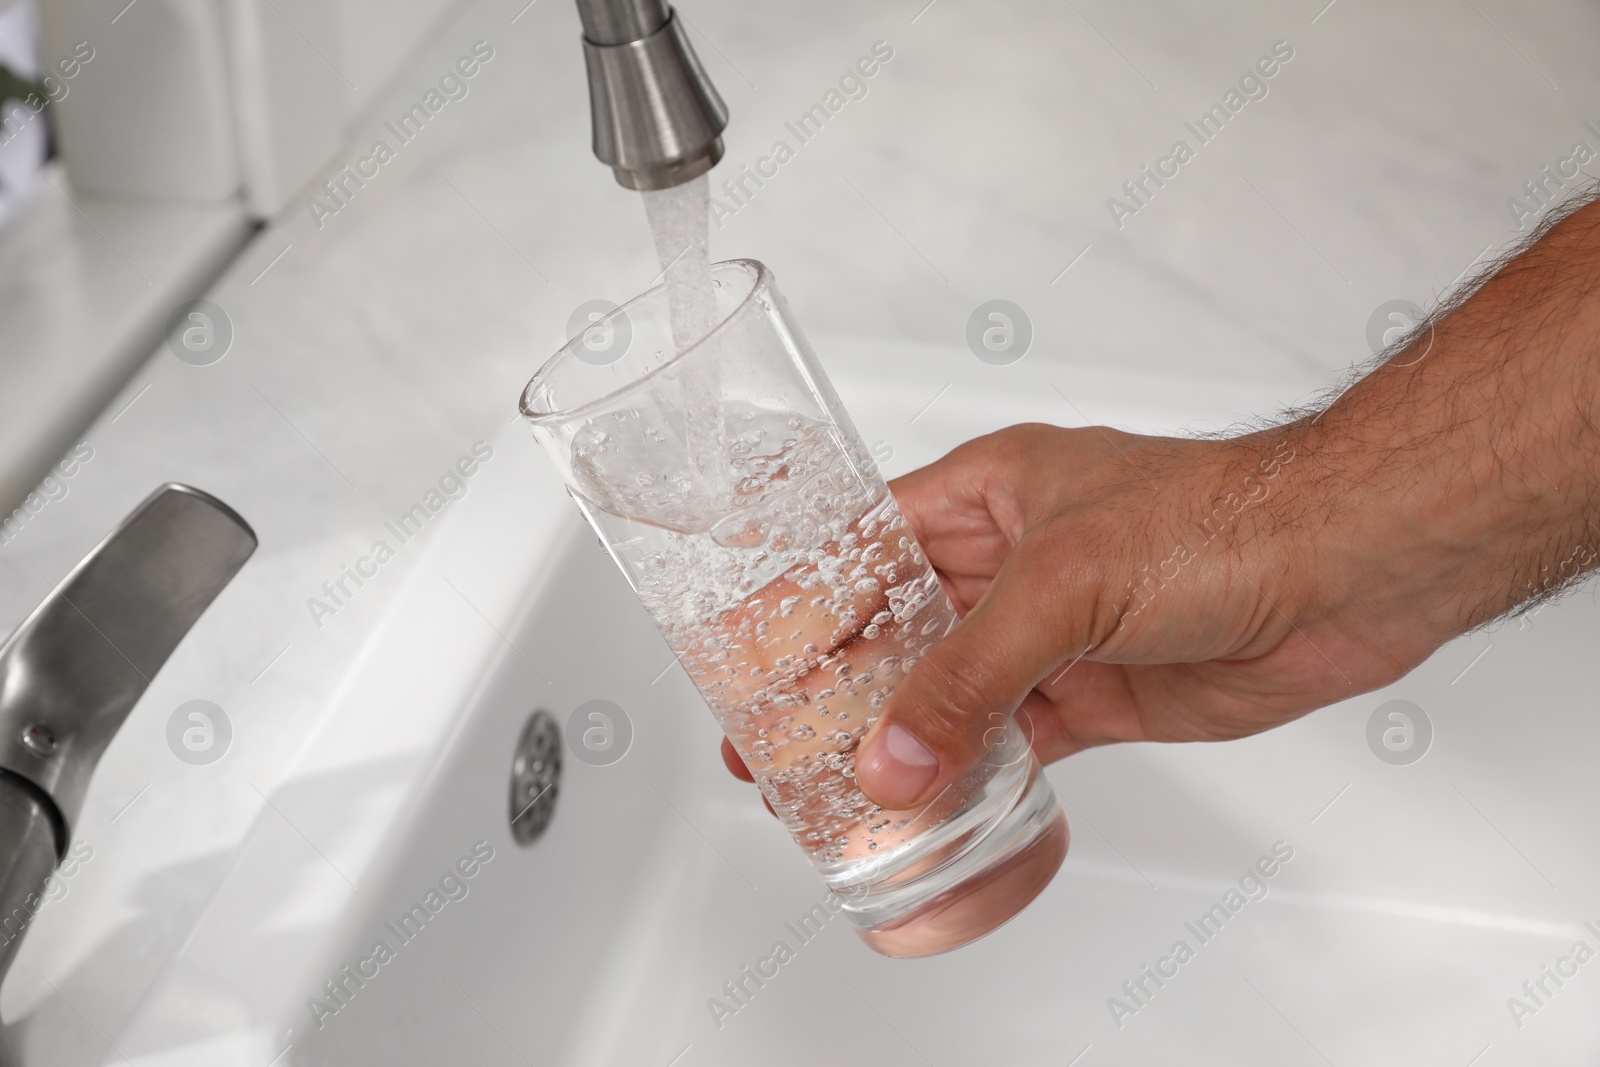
[859,724,939,809]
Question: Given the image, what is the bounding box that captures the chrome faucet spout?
[576,0,667,45]
[575,0,729,190]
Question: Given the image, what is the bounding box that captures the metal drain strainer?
[510,710,561,846]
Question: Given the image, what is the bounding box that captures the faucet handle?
[0,484,257,852]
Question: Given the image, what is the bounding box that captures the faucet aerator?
[577,1,729,191]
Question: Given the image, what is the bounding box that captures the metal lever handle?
[0,484,257,852]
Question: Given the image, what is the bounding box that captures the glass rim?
[519,257,768,426]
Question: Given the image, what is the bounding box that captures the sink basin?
[8,337,1597,1066]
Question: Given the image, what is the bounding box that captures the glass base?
[838,765,1070,958]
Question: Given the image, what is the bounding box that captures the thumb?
[854,536,1101,810]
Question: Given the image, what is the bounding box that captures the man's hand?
[722,421,1419,807]
[849,422,1428,810]
[726,192,1600,812]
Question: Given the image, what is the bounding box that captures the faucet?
[575,0,729,190]
[0,484,255,989]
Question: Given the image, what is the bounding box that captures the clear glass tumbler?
[521,259,1068,956]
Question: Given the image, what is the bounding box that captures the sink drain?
[510,710,561,846]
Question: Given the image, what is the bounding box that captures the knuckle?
[969,423,1056,466]
[996,422,1063,459]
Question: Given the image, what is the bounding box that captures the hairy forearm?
[1278,192,1600,639]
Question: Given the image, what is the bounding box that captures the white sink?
[9,338,1595,1066]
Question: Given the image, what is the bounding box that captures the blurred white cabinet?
[224,0,462,216]
[220,0,349,216]
[38,0,238,201]
[38,0,461,216]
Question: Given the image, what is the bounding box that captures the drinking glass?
[521,259,1068,956]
